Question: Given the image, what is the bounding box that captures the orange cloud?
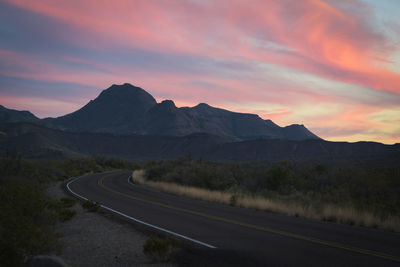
[6,0,400,94]
[2,0,400,143]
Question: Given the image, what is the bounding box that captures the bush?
[0,155,141,265]
[0,185,62,266]
[143,235,180,262]
[230,194,238,206]
[142,158,400,230]
[58,209,77,222]
[82,200,101,212]
[59,197,77,208]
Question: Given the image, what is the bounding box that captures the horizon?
[1,0,399,144]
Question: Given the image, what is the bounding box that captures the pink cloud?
[0,94,82,118]
[0,48,389,128]
[6,0,400,94]
[259,109,293,121]
[0,48,322,108]
[2,0,400,143]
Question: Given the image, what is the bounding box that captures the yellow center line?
[98,176,400,263]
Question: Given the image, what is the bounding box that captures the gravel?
[46,181,173,267]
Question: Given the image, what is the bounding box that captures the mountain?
[0,122,229,160]
[281,124,319,140]
[43,83,157,133]
[0,105,39,123]
[37,83,320,141]
[1,122,399,165]
[3,83,399,163]
[209,138,400,164]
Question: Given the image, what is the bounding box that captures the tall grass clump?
[143,235,180,262]
[133,158,400,232]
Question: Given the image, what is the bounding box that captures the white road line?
[66,174,217,249]
[127,175,135,186]
[66,177,88,201]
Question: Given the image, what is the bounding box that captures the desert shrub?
[0,155,142,265]
[146,160,237,191]
[47,198,77,222]
[93,155,141,170]
[59,197,77,208]
[262,163,294,191]
[230,194,238,206]
[82,200,101,212]
[0,185,62,266]
[60,157,103,177]
[143,235,180,262]
[142,158,400,229]
[58,209,77,222]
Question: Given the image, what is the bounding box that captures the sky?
[0,0,399,144]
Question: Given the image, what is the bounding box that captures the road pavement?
[67,170,400,266]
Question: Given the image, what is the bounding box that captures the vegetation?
[0,153,139,266]
[59,197,77,208]
[58,208,77,222]
[143,235,180,262]
[82,200,101,212]
[138,158,400,231]
[1,150,398,265]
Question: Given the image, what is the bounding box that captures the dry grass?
[133,170,230,204]
[132,169,146,184]
[131,170,400,232]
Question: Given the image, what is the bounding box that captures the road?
[67,171,400,266]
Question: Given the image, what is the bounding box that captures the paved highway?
[67,171,400,266]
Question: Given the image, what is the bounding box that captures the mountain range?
[1,121,399,164]
[3,83,319,141]
[1,83,399,163]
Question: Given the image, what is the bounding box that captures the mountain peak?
[282,124,320,140]
[109,82,139,89]
[194,103,214,110]
[161,99,176,107]
[100,83,150,97]
[196,103,210,107]
[193,102,217,113]
[264,119,279,128]
[111,82,136,87]
[27,83,320,140]
[149,99,177,114]
[44,83,157,133]
[94,83,157,110]
[0,105,39,123]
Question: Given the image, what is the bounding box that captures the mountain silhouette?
[0,105,39,123]
[1,83,399,162]
[37,83,319,141]
[43,83,157,133]
[1,122,398,164]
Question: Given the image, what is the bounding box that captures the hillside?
[0,105,39,123]
[1,122,398,164]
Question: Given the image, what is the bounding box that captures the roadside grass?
[143,235,180,262]
[0,155,140,266]
[81,200,101,212]
[59,197,77,208]
[58,208,77,222]
[132,170,400,232]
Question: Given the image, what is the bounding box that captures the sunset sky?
[0,0,399,144]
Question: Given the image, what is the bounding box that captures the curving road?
[67,171,400,266]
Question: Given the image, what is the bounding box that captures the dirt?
[46,181,172,267]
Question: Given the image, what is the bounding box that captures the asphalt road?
[67,171,400,266]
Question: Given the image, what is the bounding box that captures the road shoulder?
[46,180,169,266]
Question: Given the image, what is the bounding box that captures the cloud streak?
[1,0,399,143]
